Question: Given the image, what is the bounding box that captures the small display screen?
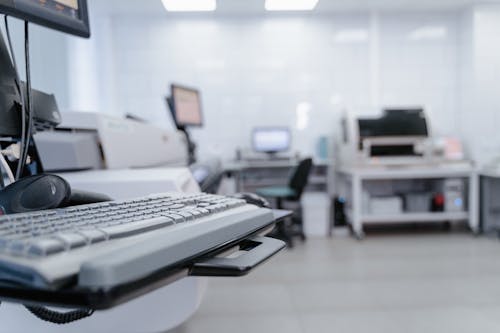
[253,128,291,153]
[29,0,80,19]
[172,86,202,127]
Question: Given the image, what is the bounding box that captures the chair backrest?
[288,158,313,199]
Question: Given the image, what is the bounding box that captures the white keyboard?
[0,193,275,289]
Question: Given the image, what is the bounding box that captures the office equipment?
[0,192,277,288]
[252,127,291,156]
[166,84,203,164]
[0,0,90,38]
[34,131,103,172]
[339,108,432,166]
[443,178,465,212]
[335,163,478,239]
[23,84,62,131]
[255,158,313,246]
[47,111,188,170]
[13,167,208,332]
[169,84,203,128]
[0,174,71,214]
[233,192,271,208]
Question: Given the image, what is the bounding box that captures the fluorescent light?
[161,0,216,12]
[265,0,319,11]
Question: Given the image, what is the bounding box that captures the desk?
[335,162,479,239]
[0,167,206,333]
[225,159,333,194]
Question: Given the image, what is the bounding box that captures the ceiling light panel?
[265,0,319,11]
[162,0,217,12]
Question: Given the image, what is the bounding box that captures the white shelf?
[360,211,469,224]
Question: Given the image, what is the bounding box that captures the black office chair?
[255,158,313,247]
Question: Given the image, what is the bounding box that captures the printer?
[338,108,433,166]
[34,111,188,171]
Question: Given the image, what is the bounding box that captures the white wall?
[80,11,461,161]
[458,5,500,165]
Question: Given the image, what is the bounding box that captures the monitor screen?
[252,127,291,154]
[0,0,90,37]
[170,84,203,128]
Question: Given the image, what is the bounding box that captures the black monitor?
[252,127,291,154]
[169,84,203,129]
[0,0,90,37]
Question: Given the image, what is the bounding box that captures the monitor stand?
[180,127,196,165]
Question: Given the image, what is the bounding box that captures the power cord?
[24,306,94,325]
[19,20,33,179]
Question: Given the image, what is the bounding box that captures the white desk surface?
[337,161,476,179]
[225,158,333,171]
[60,167,200,198]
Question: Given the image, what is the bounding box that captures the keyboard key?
[161,213,184,223]
[168,204,185,209]
[54,233,87,249]
[77,229,107,243]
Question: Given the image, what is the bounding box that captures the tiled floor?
[168,229,500,333]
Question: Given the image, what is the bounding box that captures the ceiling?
[90,0,500,15]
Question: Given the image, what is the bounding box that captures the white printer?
[35,111,188,171]
[338,108,433,167]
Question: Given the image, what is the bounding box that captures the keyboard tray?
[0,210,290,310]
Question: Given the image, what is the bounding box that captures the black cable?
[24,306,94,325]
[3,16,27,180]
[19,20,33,178]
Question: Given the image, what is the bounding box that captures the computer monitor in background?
[166,84,203,165]
[0,0,90,37]
[169,84,203,129]
[252,127,291,156]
